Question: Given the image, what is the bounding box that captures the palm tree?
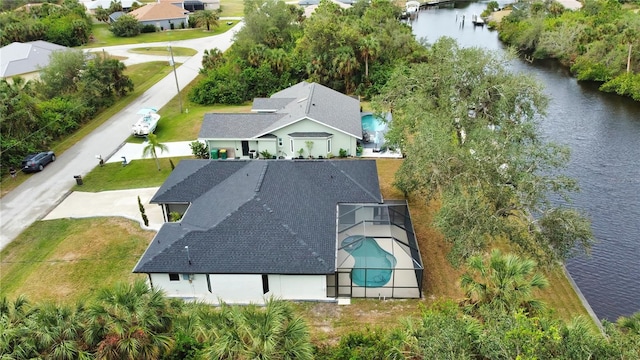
[460,249,549,315]
[332,47,359,93]
[85,281,173,360]
[28,302,90,359]
[193,9,219,31]
[142,133,169,171]
[201,299,313,360]
[358,36,380,79]
[0,295,37,358]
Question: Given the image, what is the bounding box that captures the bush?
[110,14,140,37]
[339,148,348,158]
[259,150,272,159]
[190,141,209,159]
[140,24,157,33]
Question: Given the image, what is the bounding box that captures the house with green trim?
[198,81,363,159]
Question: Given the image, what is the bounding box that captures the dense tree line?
[0,0,92,46]
[497,0,640,100]
[0,50,133,171]
[189,0,426,105]
[3,254,639,359]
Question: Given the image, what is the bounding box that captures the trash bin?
[219,148,227,159]
[74,175,83,185]
[210,148,219,159]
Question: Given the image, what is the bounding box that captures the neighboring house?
[199,82,363,160]
[0,41,69,82]
[133,160,423,304]
[128,1,189,30]
[109,11,126,22]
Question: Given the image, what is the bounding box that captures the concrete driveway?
[43,188,164,231]
[0,23,243,251]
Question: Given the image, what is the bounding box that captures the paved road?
[0,23,243,251]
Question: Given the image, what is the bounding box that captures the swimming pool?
[361,113,389,146]
[342,236,397,287]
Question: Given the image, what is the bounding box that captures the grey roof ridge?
[179,161,265,230]
[331,161,382,203]
[305,83,316,114]
[150,161,210,203]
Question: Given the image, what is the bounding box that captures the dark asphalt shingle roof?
[198,82,362,140]
[134,159,382,275]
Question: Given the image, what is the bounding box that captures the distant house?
[199,82,363,160]
[128,1,189,30]
[0,41,69,82]
[133,160,423,304]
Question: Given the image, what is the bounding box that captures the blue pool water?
[361,114,386,132]
[361,113,389,146]
[342,236,397,287]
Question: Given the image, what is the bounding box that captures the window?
[290,139,294,153]
[182,274,192,281]
[262,274,269,294]
[327,139,332,153]
[169,273,179,281]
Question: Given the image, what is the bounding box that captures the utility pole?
[168,44,183,113]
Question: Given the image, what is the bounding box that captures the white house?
[133,160,424,304]
[198,81,363,159]
[0,41,69,82]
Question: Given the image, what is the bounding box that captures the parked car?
[21,151,56,173]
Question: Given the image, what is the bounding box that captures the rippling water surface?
[410,1,640,321]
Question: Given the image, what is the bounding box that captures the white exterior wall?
[273,119,357,158]
[267,274,328,300]
[150,273,331,304]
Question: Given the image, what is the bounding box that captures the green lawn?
[72,157,189,192]
[85,22,239,48]
[0,218,152,304]
[128,46,197,56]
[219,0,245,17]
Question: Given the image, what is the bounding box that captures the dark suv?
[22,151,56,173]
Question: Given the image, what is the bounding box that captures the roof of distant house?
[199,81,362,140]
[0,41,69,78]
[133,160,382,275]
[129,1,188,21]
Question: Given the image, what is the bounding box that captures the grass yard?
[85,22,239,48]
[72,157,190,192]
[0,218,152,304]
[219,0,245,17]
[126,74,253,143]
[128,46,197,56]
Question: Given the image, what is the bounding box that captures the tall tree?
[375,38,593,266]
[192,9,219,31]
[142,133,169,171]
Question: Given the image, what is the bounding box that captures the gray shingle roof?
[198,113,283,139]
[198,82,362,140]
[134,159,382,275]
[1,41,68,78]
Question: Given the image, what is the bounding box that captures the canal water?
[409,1,640,321]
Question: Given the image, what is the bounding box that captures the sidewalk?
[104,141,194,164]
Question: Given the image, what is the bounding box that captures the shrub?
[190,141,209,159]
[259,150,272,159]
[110,14,140,37]
[140,24,157,33]
[339,148,348,158]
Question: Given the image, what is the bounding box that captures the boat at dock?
[132,108,160,137]
[471,14,485,26]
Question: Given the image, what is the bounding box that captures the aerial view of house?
[199,81,363,159]
[0,40,69,82]
[133,159,423,304]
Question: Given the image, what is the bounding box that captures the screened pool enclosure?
[327,201,423,298]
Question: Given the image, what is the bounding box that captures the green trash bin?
[210,148,219,159]
[220,148,227,159]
